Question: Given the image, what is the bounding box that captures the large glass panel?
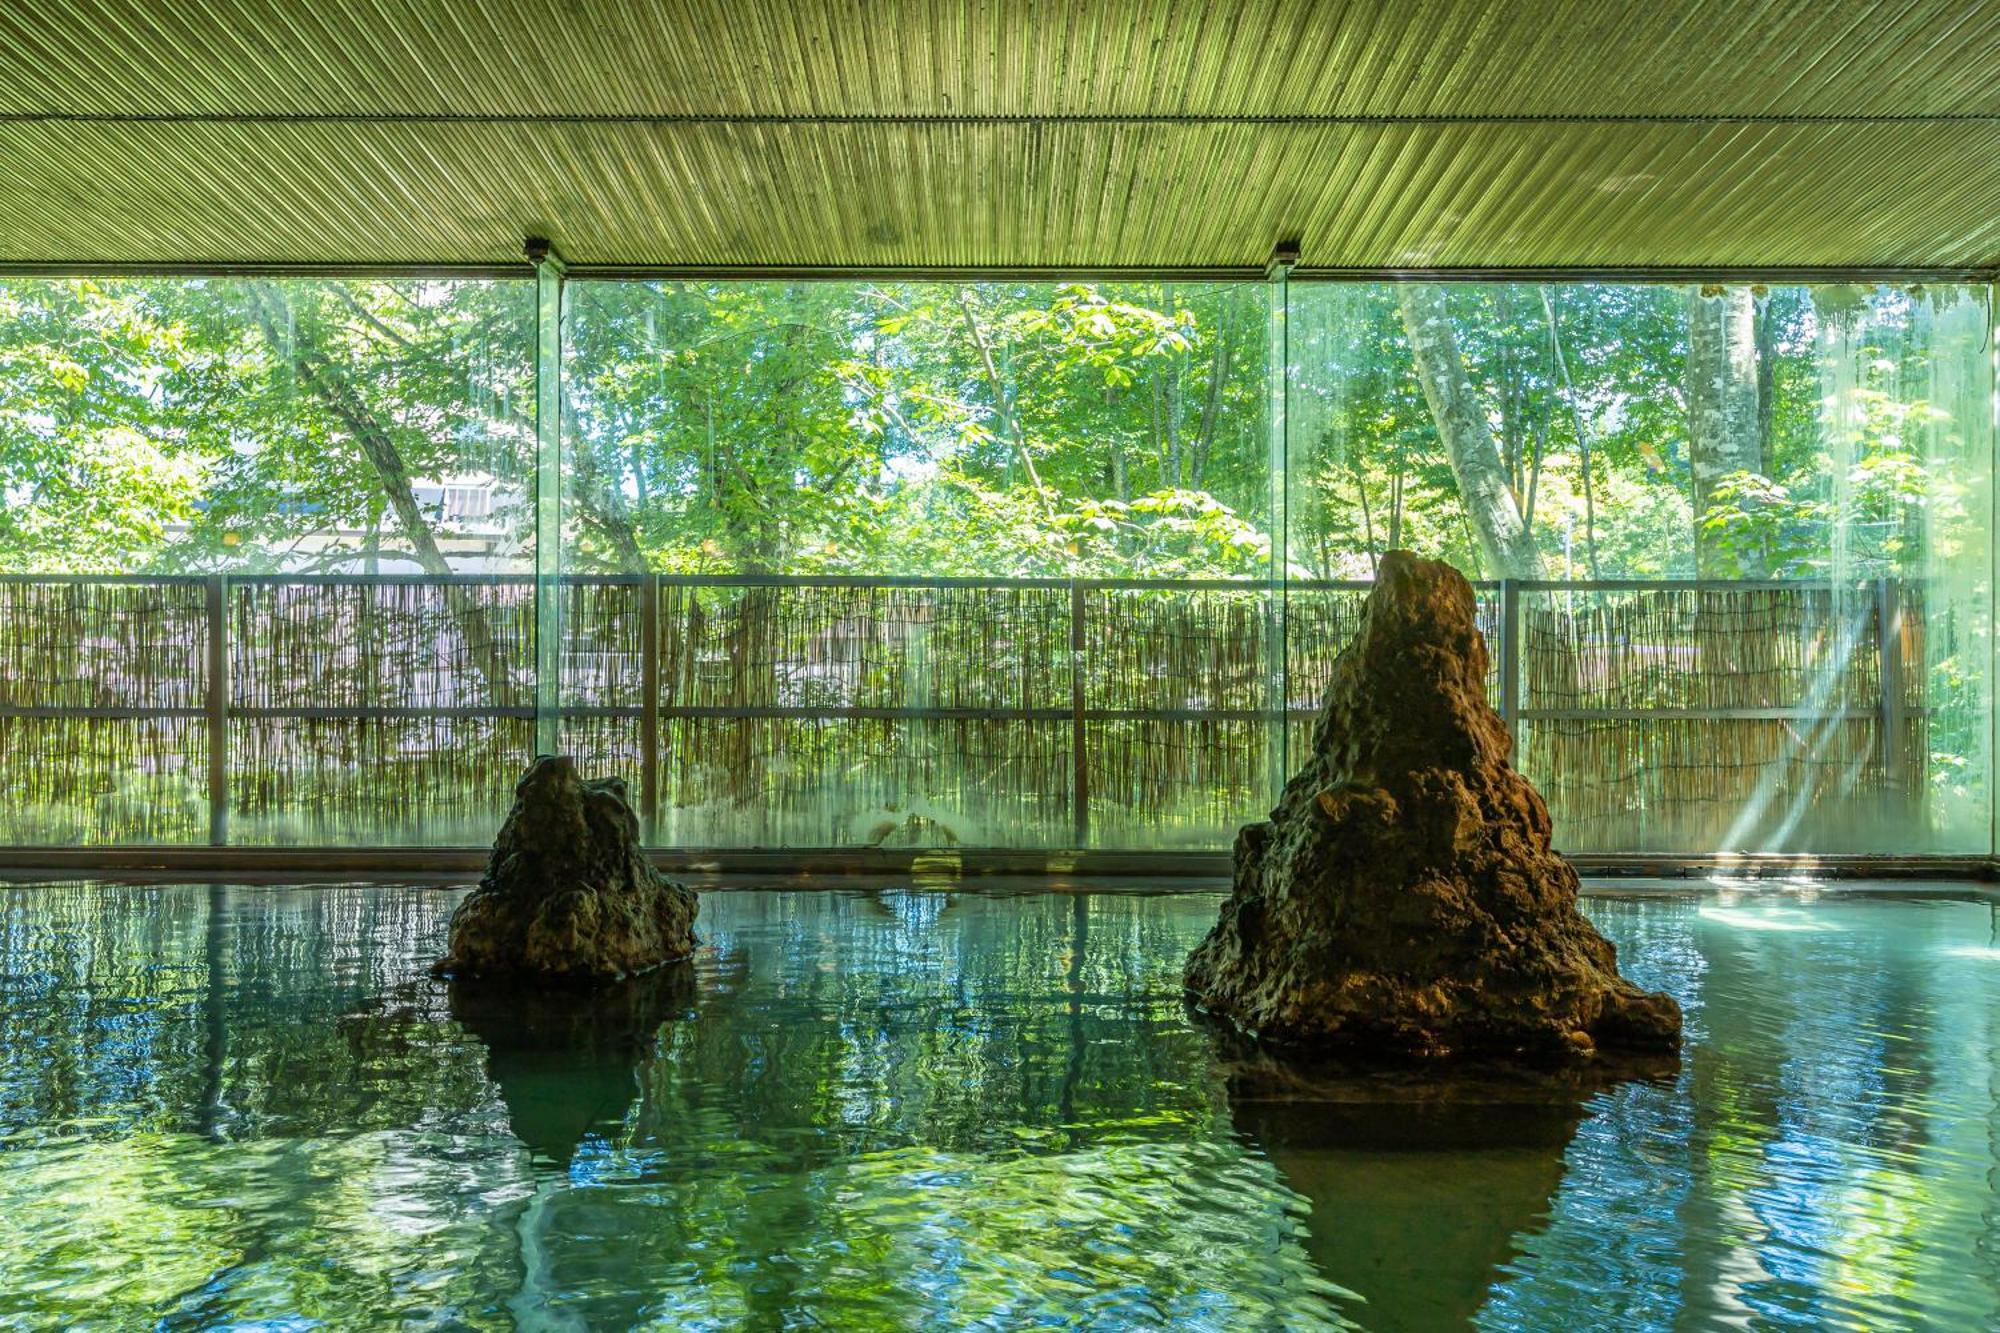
[0,277,536,845]
[1285,282,1995,855]
[560,280,1275,849]
[0,274,1989,858]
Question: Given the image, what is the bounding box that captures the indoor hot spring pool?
[2,880,1997,1331]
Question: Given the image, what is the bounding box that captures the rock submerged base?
[448,967,696,1165]
[435,756,699,983]
[1185,551,1681,1065]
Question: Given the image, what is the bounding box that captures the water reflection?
[1244,1100,1584,1331]
[1213,1030,1677,1332]
[0,883,1996,1328]
[445,967,697,1168]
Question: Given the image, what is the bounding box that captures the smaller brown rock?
[435,755,698,982]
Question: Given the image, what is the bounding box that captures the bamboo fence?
[0,573,1935,854]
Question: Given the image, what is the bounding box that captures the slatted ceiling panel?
[6,0,2000,117]
[4,118,1998,268]
[1,1,1998,267]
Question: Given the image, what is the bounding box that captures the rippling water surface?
[1,883,1997,1330]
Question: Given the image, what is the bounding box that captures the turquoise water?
[1,883,1997,1330]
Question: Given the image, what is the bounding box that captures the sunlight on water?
[1695,903,1843,933]
[1,883,1998,1330]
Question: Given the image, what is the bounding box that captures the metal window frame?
[1,262,1994,284]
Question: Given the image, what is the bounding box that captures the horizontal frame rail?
[0,571,1869,591]
[0,847,1990,884]
[0,704,1912,724]
[3,262,1992,286]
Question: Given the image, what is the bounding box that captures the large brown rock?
[435,756,698,982]
[1185,551,1680,1064]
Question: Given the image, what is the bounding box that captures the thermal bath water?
[1,882,1996,1330]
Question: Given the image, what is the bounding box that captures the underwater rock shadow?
[1215,1030,1679,1332]
[448,965,698,1169]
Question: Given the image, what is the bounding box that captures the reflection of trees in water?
[7,883,1261,1328]
[0,882,496,1140]
[1483,897,2000,1331]
[31,886,1998,1328]
[512,888,1272,1328]
[633,889,1221,1159]
[1624,899,1918,1329]
[0,883,521,1327]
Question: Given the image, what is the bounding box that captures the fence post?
[205,574,229,846]
[1876,578,1905,792]
[1266,582,1289,807]
[640,574,661,841]
[1497,578,1521,754]
[1070,581,1090,847]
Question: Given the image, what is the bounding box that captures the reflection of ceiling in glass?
[1,2,1996,268]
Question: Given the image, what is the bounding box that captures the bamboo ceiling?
[1,0,1997,271]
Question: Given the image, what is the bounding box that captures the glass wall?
[1286,283,1993,854]
[0,274,1990,856]
[0,277,535,844]
[556,280,1277,850]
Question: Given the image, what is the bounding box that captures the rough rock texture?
[435,755,698,981]
[1185,551,1681,1064]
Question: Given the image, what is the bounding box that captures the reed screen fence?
[0,574,1931,854]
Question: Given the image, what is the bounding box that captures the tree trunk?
[1396,284,1546,579]
[246,284,516,697]
[561,404,649,573]
[1190,305,1232,489]
[1387,461,1404,550]
[1541,287,1602,579]
[1354,456,1379,573]
[1753,291,1778,474]
[1093,380,1132,503]
[1686,286,1765,577]
[957,288,1048,507]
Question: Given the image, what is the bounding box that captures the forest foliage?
[0,276,1986,585]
